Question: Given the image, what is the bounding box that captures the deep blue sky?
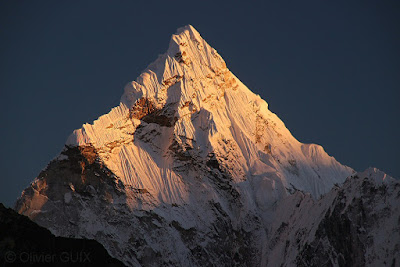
[1,1,399,207]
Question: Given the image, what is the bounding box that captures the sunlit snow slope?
[66,25,352,204]
[15,25,397,267]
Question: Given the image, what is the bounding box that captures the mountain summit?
[66,24,352,201]
[15,25,399,266]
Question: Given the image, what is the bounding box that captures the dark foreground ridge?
[0,203,125,267]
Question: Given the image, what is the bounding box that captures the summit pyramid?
[15,25,399,266]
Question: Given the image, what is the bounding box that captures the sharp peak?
[175,24,199,35]
[167,24,205,53]
[121,24,227,108]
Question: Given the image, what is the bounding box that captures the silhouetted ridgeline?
[0,203,125,266]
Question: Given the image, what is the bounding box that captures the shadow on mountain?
[0,203,125,266]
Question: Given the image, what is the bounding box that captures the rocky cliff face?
[266,168,400,266]
[14,25,399,266]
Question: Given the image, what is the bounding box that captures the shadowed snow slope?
[15,25,398,267]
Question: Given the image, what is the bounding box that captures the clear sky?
[1,1,399,207]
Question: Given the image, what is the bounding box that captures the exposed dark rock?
[15,145,126,242]
[162,75,183,87]
[295,176,399,267]
[130,98,178,127]
[129,98,157,120]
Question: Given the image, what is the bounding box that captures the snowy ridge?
[66,25,353,202]
[266,167,400,266]
[14,25,397,267]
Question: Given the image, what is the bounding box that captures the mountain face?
[267,168,399,267]
[15,25,399,266]
[0,203,125,266]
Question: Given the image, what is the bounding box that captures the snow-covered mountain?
[15,25,399,266]
[266,168,399,266]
